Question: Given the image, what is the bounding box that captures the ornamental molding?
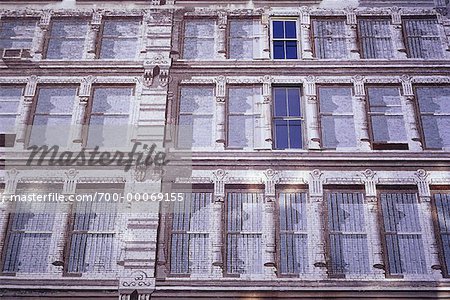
[18,177,64,184]
[121,271,153,288]
[77,176,126,183]
[0,78,28,84]
[365,77,400,84]
[227,77,261,84]
[412,76,450,84]
[227,176,262,185]
[430,178,450,184]
[377,177,416,184]
[173,176,211,184]
[324,177,363,185]
[180,77,215,84]
[278,177,308,185]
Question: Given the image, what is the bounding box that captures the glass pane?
[230,38,253,59]
[86,115,129,148]
[100,38,139,59]
[285,41,298,59]
[179,115,213,148]
[421,115,450,149]
[35,88,76,114]
[30,115,72,146]
[103,20,141,37]
[183,37,215,60]
[228,87,257,114]
[321,115,357,148]
[0,19,36,49]
[367,87,402,107]
[287,88,301,117]
[275,119,288,149]
[50,19,87,38]
[0,100,20,113]
[180,87,214,114]
[92,87,132,113]
[47,39,85,59]
[273,21,284,39]
[229,115,254,148]
[185,19,215,37]
[319,87,353,114]
[285,21,297,38]
[416,87,450,114]
[288,120,302,149]
[371,115,407,143]
[273,40,285,59]
[274,88,287,117]
[0,115,16,133]
[0,87,23,100]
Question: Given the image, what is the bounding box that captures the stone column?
[262,169,278,276]
[16,76,38,144]
[215,76,226,148]
[86,11,102,59]
[300,8,313,59]
[258,75,273,150]
[391,9,408,59]
[72,76,95,146]
[261,13,271,60]
[352,76,371,151]
[361,169,384,278]
[415,169,442,279]
[212,169,227,277]
[304,76,320,150]
[33,11,51,59]
[346,8,360,59]
[401,75,423,151]
[309,169,327,279]
[217,11,227,59]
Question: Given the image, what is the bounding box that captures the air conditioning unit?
[2,49,32,60]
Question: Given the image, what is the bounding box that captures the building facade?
[1,0,450,299]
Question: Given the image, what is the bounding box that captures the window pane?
[358,19,393,59]
[404,18,443,59]
[275,119,288,149]
[46,19,88,59]
[229,19,262,59]
[183,20,215,59]
[0,19,36,49]
[92,87,132,114]
[273,21,284,38]
[284,21,297,38]
[227,192,263,275]
[319,87,353,114]
[0,86,22,134]
[313,19,348,59]
[434,193,450,275]
[288,120,302,149]
[417,87,450,114]
[380,193,427,275]
[274,88,287,117]
[180,87,214,114]
[273,40,285,59]
[287,88,301,117]
[285,41,298,59]
[321,115,357,149]
[35,87,76,114]
[100,20,140,59]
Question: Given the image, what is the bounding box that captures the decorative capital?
[65,169,78,180]
[345,7,357,25]
[415,169,428,181]
[362,169,376,180]
[39,10,52,28]
[91,9,103,25]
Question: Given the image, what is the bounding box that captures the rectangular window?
[29,86,77,147]
[0,86,23,146]
[0,19,37,49]
[226,190,263,275]
[416,86,450,149]
[86,86,133,148]
[272,87,303,149]
[367,87,408,149]
[170,191,212,275]
[2,183,61,273]
[178,86,215,148]
[45,18,88,59]
[358,19,393,59]
[228,19,263,60]
[227,86,262,149]
[404,18,443,59]
[278,191,308,275]
[312,19,348,59]
[99,19,141,59]
[433,192,450,277]
[380,191,427,276]
[326,191,369,277]
[66,185,120,274]
[318,86,357,149]
[272,20,298,59]
[183,19,216,60]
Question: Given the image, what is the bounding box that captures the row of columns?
[202,168,443,279]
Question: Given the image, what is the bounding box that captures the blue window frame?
[273,87,303,149]
[272,20,298,59]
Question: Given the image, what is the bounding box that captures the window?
[367,87,408,150]
[272,20,298,59]
[380,191,427,276]
[99,19,141,59]
[178,86,215,148]
[228,19,264,60]
[169,191,212,275]
[278,191,308,275]
[416,86,450,149]
[66,185,120,273]
[85,86,133,148]
[272,87,303,149]
[404,18,443,59]
[0,19,37,49]
[2,183,61,273]
[227,86,262,149]
[312,19,348,59]
[45,18,88,59]
[29,86,77,147]
[0,86,23,147]
[226,190,263,275]
[318,86,357,149]
[325,190,369,277]
[183,19,216,60]
[358,19,393,59]
[433,192,450,277]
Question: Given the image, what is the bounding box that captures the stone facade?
[0,0,450,299]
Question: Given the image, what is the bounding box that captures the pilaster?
[345,8,360,59]
[215,76,226,148]
[401,75,423,151]
[352,76,371,151]
[304,76,320,150]
[300,7,313,59]
[262,169,279,277]
[211,169,227,276]
[391,8,408,59]
[16,76,38,145]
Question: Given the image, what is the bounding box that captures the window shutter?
[434,193,450,275]
[47,19,88,59]
[358,19,393,59]
[404,18,443,59]
[313,19,348,59]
